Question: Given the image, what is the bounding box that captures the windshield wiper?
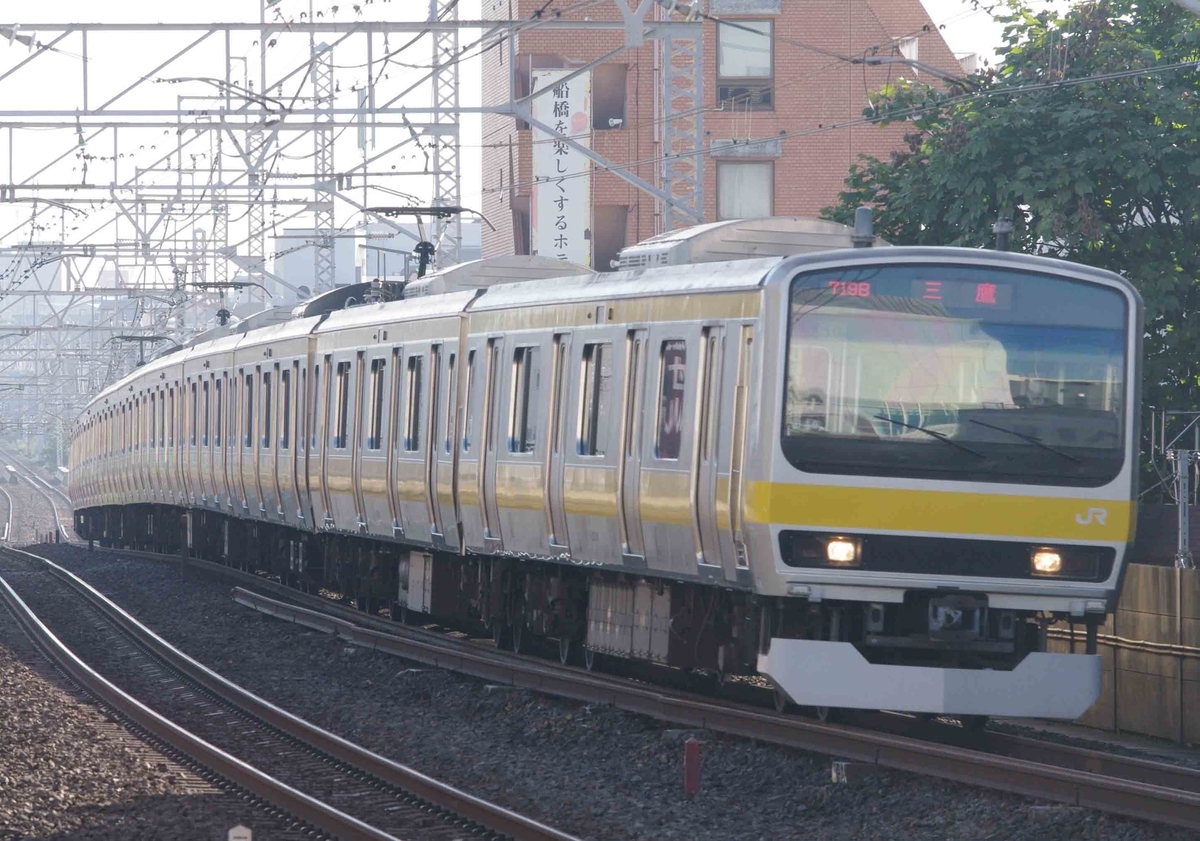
[873,415,986,459]
[967,418,1081,464]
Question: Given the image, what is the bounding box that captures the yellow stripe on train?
[744,482,1135,543]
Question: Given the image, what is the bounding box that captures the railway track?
[0,450,73,542]
[73,543,1200,832]
[0,546,581,841]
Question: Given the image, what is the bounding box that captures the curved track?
[78,543,1200,831]
[0,546,580,841]
[0,451,72,542]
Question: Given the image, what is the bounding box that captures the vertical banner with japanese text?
[531,69,592,267]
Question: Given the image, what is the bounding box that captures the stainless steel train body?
[70,247,1142,718]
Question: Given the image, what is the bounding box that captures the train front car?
[751,247,1141,719]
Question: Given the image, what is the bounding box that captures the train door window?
[168,388,175,448]
[579,342,612,456]
[510,346,539,453]
[551,337,568,455]
[202,381,210,446]
[311,364,321,450]
[214,379,223,447]
[244,374,254,448]
[444,352,456,454]
[333,361,350,449]
[280,368,291,450]
[698,331,719,462]
[655,340,687,460]
[228,376,238,449]
[262,371,273,448]
[429,345,441,456]
[160,390,167,448]
[462,350,475,452]
[367,358,385,450]
[150,393,157,449]
[298,368,306,453]
[190,382,198,446]
[404,355,424,452]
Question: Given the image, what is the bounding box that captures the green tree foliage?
[823,0,1200,414]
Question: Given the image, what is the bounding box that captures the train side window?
[333,361,350,449]
[405,355,424,452]
[160,390,167,448]
[150,393,157,449]
[579,342,612,457]
[244,374,254,448]
[655,340,687,460]
[444,352,456,454]
[462,350,475,453]
[168,388,175,448]
[262,371,273,448]
[510,346,539,453]
[214,379,223,447]
[367,359,385,450]
[280,369,291,450]
[202,380,210,446]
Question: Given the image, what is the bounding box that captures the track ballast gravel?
[0,592,298,841]
[27,542,1198,841]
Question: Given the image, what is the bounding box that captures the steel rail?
[88,544,1200,830]
[0,570,399,841]
[0,485,10,541]
[7,547,581,841]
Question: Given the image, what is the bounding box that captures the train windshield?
[783,263,1129,486]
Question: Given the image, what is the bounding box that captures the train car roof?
[468,257,784,311]
[314,289,479,333]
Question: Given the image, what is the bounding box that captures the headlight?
[826,538,859,565]
[1031,548,1063,575]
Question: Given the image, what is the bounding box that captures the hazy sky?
[0,0,1042,254]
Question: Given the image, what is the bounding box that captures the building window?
[898,36,919,68]
[717,20,773,109]
[593,64,628,129]
[717,161,774,220]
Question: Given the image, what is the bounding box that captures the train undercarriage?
[74,503,1096,718]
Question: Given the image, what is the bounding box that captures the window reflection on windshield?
[782,265,1128,486]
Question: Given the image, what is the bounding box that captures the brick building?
[480,0,967,268]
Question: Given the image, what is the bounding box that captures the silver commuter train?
[70,241,1141,719]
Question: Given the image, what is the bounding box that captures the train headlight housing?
[1031,548,1063,575]
[826,538,859,565]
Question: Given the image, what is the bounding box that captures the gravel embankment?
[27,543,1198,841]
[0,598,296,840]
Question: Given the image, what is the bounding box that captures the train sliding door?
[693,326,725,571]
[544,334,571,553]
[617,329,648,561]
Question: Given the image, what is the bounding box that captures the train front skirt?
[760,639,1101,719]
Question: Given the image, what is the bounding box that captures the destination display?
[816,277,1014,310]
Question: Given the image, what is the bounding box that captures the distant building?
[271,219,483,299]
[480,0,963,268]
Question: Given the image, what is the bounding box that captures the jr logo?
[1075,507,1109,526]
